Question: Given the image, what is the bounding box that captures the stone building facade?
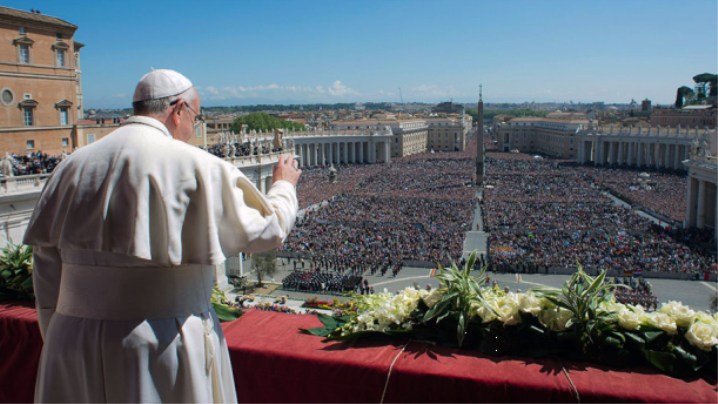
[575,123,714,171]
[329,115,471,157]
[651,106,716,129]
[0,6,83,155]
[496,117,588,159]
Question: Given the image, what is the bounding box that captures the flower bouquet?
[304,251,718,378]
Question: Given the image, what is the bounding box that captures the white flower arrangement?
[309,254,717,378]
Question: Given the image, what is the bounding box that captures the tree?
[251,249,277,287]
[231,112,306,134]
[693,73,717,98]
[674,86,695,109]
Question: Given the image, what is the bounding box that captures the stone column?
[663,143,670,170]
[343,142,348,164]
[697,180,706,228]
[617,142,625,165]
[673,145,680,170]
[313,143,318,167]
[627,142,634,166]
[685,177,698,228]
[608,142,615,165]
[637,143,644,167]
[258,174,266,194]
[358,142,364,163]
[654,143,661,169]
[329,142,334,166]
[369,140,376,163]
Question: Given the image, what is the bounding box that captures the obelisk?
[475,85,484,185]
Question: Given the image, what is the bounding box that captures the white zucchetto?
[133,69,193,102]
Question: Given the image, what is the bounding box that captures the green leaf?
[457,312,466,347]
[674,345,700,371]
[642,348,676,373]
[211,302,244,322]
[422,296,453,323]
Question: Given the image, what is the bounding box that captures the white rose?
[496,298,522,326]
[516,292,542,316]
[422,290,443,308]
[695,311,716,325]
[685,320,718,352]
[539,307,574,332]
[477,299,499,323]
[645,312,678,335]
[658,301,696,328]
[616,306,641,331]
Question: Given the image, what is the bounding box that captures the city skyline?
[4,0,717,108]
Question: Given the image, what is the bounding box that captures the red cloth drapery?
[1,304,717,403]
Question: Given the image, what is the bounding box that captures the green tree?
[693,73,717,99]
[466,108,548,122]
[675,86,695,108]
[251,249,278,287]
[231,112,306,134]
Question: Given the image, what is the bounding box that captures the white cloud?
[198,80,358,101]
[327,80,358,97]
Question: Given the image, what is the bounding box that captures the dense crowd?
[283,153,476,273]
[281,269,363,295]
[296,164,384,209]
[579,167,687,222]
[282,150,478,277]
[608,277,658,309]
[205,141,281,158]
[1,152,64,176]
[484,152,715,274]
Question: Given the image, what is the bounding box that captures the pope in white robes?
[23,69,301,403]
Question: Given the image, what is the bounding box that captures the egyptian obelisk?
[475,85,484,185]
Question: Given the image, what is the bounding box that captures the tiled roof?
[0,6,77,30]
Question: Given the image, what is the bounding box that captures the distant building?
[642,98,652,111]
[330,115,471,157]
[0,6,84,154]
[651,106,716,129]
[496,117,589,159]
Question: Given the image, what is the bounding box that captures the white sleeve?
[32,246,62,340]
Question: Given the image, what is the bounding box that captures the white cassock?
[23,116,298,403]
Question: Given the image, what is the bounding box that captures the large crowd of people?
[282,153,476,269]
[1,151,64,176]
[484,153,715,274]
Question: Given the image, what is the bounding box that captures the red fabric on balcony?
[1,304,717,403]
[0,303,41,404]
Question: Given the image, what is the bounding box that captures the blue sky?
[6,0,717,108]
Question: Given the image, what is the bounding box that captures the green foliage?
[231,112,306,133]
[693,73,717,98]
[675,86,695,108]
[211,287,243,322]
[532,263,627,355]
[0,243,34,302]
[466,108,548,121]
[252,249,278,287]
[422,251,488,347]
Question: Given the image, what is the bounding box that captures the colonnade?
[293,139,391,167]
[685,178,717,230]
[578,139,690,170]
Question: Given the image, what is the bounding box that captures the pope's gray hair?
[132,88,197,116]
